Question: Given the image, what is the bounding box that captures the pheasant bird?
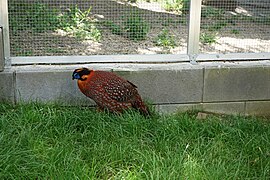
[72,68,150,116]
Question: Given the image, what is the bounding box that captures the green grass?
[0,103,269,179]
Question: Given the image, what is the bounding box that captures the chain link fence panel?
[200,0,270,53]
[8,0,189,56]
[7,0,270,57]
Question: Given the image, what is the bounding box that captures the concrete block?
[203,102,245,115]
[15,68,203,106]
[15,70,94,105]
[0,71,15,103]
[245,101,270,117]
[115,69,204,104]
[204,67,270,102]
[157,103,202,114]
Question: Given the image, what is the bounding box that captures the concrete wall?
[0,60,270,116]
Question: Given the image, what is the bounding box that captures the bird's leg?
[96,105,105,112]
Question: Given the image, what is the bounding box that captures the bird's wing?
[103,78,138,102]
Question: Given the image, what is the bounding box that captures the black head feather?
[72,68,91,81]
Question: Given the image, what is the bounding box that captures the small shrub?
[123,12,150,41]
[164,0,190,14]
[127,0,137,2]
[201,6,225,18]
[252,16,270,25]
[105,13,150,41]
[154,29,176,48]
[200,32,217,45]
[104,21,124,35]
[58,5,101,41]
[9,3,101,41]
[28,3,60,32]
[9,2,59,33]
[208,21,228,31]
[161,17,187,26]
[230,29,240,34]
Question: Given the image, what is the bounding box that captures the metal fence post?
[187,0,202,64]
[0,0,11,71]
[0,26,4,71]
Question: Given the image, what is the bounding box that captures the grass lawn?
[0,103,269,179]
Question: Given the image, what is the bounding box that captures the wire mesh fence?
[8,0,188,56]
[7,0,270,57]
[200,0,270,54]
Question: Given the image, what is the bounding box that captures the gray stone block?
[15,70,94,105]
[0,71,15,103]
[204,67,270,102]
[115,69,204,104]
[157,103,202,114]
[245,101,270,116]
[14,68,203,106]
[203,102,245,115]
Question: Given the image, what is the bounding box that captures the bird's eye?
[73,72,81,79]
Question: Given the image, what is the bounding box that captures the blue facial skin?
[72,72,81,80]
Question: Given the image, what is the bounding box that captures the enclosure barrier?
[187,0,202,64]
[0,0,269,116]
[0,0,9,70]
[0,26,4,71]
[4,0,270,57]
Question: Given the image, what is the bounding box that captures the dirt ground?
[9,0,270,56]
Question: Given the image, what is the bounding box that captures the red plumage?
[72,68,150,116]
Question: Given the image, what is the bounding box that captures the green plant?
[127,0,137,2]
[262,16,270,25]
[251,16,270,25]
[231,29,240,34]
[9,2,60,33]
[58,5,101,41]
[28,3,60,32]
[46,48,66,54]
[227,14,270,26]
[208,21,228,31]
[200,32,217,44]
[18,50,34,56]
[164,0,190,14]
[201,6,225,19]
[161,17,187,27]
[155,29,176,48]
[8,3,101,41]
[105,13,150,40]
[104,21,124,35]
[123,12,150,41]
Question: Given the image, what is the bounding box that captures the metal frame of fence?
[0,0,10,70]
[0,26,5,70]
[0,0,270,70]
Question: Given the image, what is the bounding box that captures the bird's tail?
[132,95,151,117]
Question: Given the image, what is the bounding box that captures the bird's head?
[72,68,92,81]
